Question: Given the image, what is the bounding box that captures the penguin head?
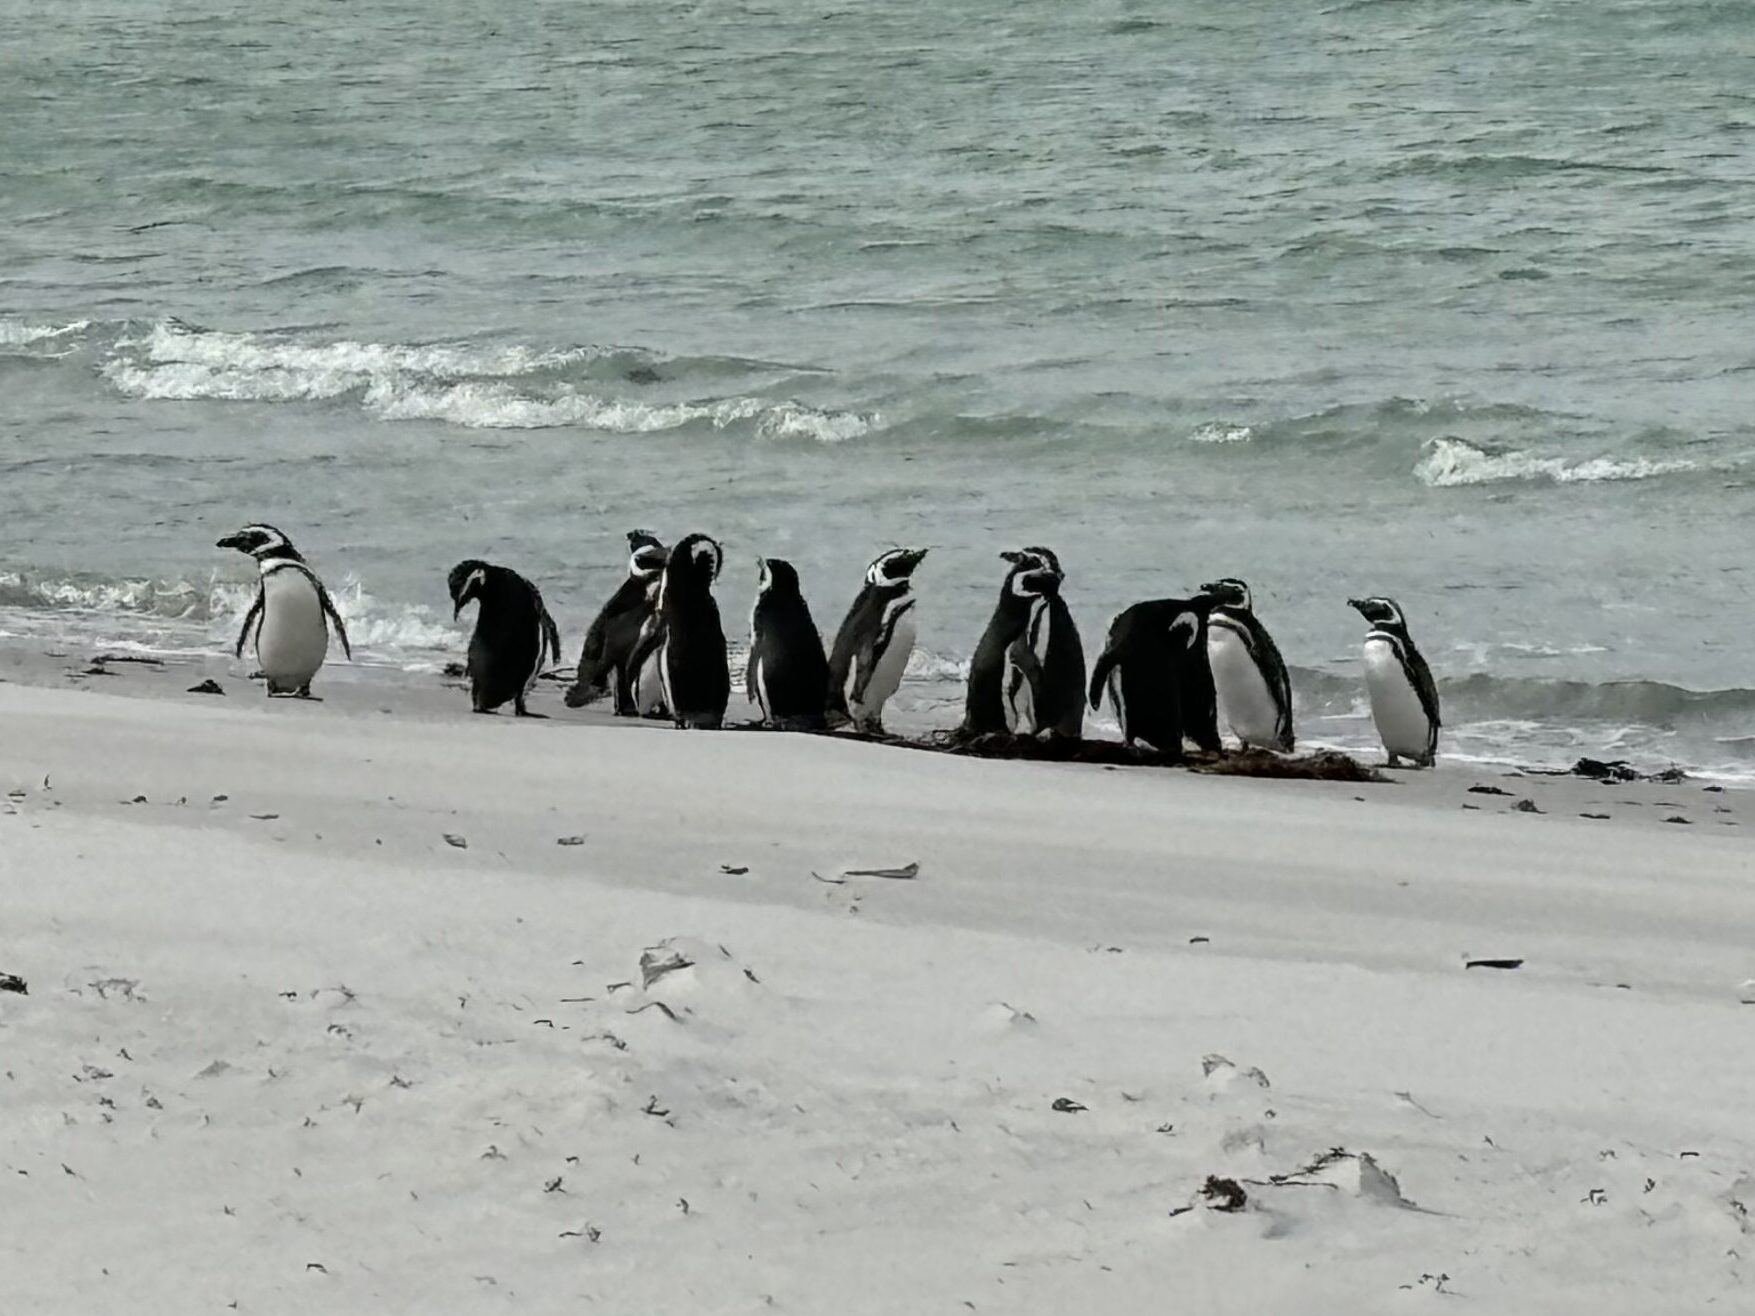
[626,530,668,579]
[756,557,802,599]
[1201,577,1252,611]
[668,533,723,590]
[448,559,492,618]
[1348,596,1406,630]
[216,523,300,561]
[865,547,929,589]
[1007,565,1061,601]
[1003,546,1063,578]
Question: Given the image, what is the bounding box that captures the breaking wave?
[1415,437,1697,488]
[100,320,876,442]
[0,568,461,660]
[0,318,91,349]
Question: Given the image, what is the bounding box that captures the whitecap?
[1188,421,1254,444]
[1416,437,1695,488]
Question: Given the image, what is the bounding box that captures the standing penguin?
[826,547,928,734]
[217,523,352,698]
[1087,596,1216,758]
[964,556,1064,735]
[628,532,729,729]
[1201,577,1294,752]
[448,560,562,717]
[565,530,668,715]
[748,557,830,730]
[1000,545,1085,739]
[1348,596,1440,767]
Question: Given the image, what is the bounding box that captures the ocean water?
[2,0,1752,774]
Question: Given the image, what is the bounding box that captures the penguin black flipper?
[234,587,265,660]
[316,581,352,660]
[1403,640,1442,759]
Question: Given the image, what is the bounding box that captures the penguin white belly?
[256,569,328,690]
[1208,627,1280,749]
[1362,638,1431,762]
[1004,599,1049,734]
[849,608,914,726]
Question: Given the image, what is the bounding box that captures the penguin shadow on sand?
[216,523,351,700]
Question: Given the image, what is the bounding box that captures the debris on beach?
[556,835,586,846]
[1511,798,1544,813]
[0,972,26,995]
[1468,784,1512,796]
[1570,758,1688,785]
[187,679,225,695]
[842,861,919,880]
[442,833,468,849]
[1193,749,1387,783]
[1198,1175,1249,1212]
[1050,1097,1087,1113]
[1465,958,1524,971]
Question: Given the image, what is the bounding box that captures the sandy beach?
[3,648,1753,1314]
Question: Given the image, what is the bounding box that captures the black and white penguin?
[1001,545,1085,739]
[216,523,352,697]
[628,532,729,729]
[964,557,1064,735]
[565,530,668,715]
[1086,596,1216,758]
[826,547,928,734]
[748,557,830,730]
[1347,596,1440,768]
[448,560,562,717]
[1200,577,1294,752]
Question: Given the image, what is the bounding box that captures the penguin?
[627,532,729,729]
[826,547,928,734]
[748,557,830,730]
[1200,577,1294,752]
[964,557,1064,735]
[1000,546,1086,739]
[1348,596,1440,768]
[565,530,668,715]
[448,560,562,716]
[1086,596,1216,758]
[216,523,352,697]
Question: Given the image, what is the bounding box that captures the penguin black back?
[633,532,729,729]
[748,557,830,730]
[1087,597,1215,758]
[566,530,667,712]
[449,560,561,717]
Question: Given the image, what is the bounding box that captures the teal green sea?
[2,1,1752,771]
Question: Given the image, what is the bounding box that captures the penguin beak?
[216,533,245,551]
[1346,597,1366,614]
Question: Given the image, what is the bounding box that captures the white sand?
[3,659,1754,1313]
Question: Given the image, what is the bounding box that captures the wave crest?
[101,320,874,442]
[1415,437,1696,488]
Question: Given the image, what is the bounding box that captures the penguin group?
[215,524,1443,769]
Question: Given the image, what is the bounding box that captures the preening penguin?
[216,523,351,697]
[1348,595,1440,768]
[629,532,730,729]
[1087,596,1216,758]
[1201,577,1294,752]
[448,560,562,716]
[1000,545,1085,739]
[748,557,830,730]
[826,547,928,734]
[565,530,667,714]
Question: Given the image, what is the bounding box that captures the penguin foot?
[514,707,549,719]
